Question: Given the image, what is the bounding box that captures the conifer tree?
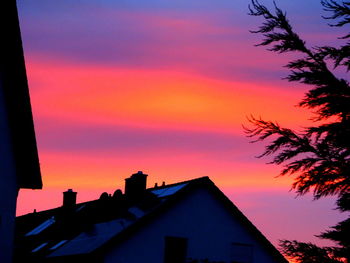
[246,1,350,262]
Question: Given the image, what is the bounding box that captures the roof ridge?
[17,177,211,218]
[147,176,210,191]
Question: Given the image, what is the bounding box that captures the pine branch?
[249,0,350,122]
[322,0,350,28]
[279,240,346,263]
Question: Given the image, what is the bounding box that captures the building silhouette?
[0,1,42,262]
[15,172,287,263]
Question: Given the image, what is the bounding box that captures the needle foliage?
[247,1,350,262]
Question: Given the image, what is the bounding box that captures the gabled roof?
[15,177,287,263]
[0,0,42,189]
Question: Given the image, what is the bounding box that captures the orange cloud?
[36,148,292,191]
[27,58,311,135]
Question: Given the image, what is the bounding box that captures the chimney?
[63,189,77,207]
[125,171,148,199]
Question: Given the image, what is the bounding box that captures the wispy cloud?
[16,0,340,247]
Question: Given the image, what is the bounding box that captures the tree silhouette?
[246,1,350,262]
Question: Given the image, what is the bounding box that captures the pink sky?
[16,0,347,248]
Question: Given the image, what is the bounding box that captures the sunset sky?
[16,0,347,247]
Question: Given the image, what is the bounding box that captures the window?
[230,243,253,263]
[164,236,188,263]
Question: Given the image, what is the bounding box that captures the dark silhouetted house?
[0,1,42,262]
[15,172,287,263]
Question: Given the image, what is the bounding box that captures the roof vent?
[100,192,109,200]
[63,189,77,208]
[113,189,123,199]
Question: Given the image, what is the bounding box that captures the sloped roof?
[0,0,42,189]
[15,177,287,262]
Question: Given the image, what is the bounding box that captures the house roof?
[15,176,287,263]
[0,0,42,189]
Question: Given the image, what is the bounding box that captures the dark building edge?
[79,177,287,263]
[1,0,42,189]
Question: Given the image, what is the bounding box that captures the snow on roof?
[128,207,145,218]
[25,216,55,236]
[46,183,189,257]
[44,183,188,257]
[31,242,48,253]
[48,218,132,257]
[150,183,188,197]
[15,176,287,262]
[49,240,68,250]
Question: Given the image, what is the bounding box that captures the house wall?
[103,187,282,263]
[0,81,18,263]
